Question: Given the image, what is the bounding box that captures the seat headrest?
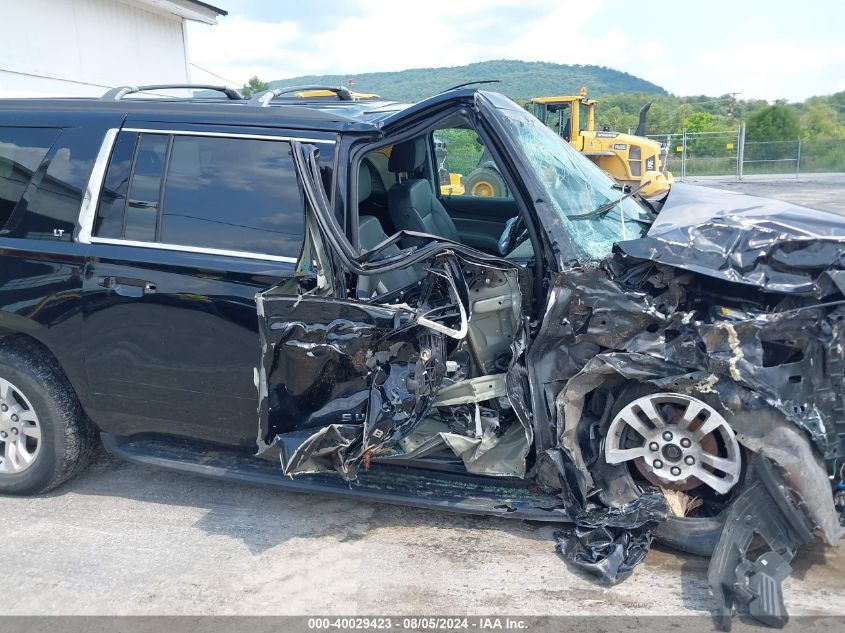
[388,138,426,173]
[358,161,372,203]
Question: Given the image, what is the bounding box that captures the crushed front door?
[255,142,534,481]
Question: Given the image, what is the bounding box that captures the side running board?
[101,433,570,522]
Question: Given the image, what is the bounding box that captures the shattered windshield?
[496,104,651,261]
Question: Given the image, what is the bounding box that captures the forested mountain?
[248,59,844,143]
[268,59,667,102]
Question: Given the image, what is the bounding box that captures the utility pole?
[728,92,741,118]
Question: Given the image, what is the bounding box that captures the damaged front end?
[528,182,845,627]
[253,97,843,629]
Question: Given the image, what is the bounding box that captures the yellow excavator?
[530,88,673,198]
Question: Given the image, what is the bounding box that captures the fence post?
[681,128,687,181]
[796,137,802,178]
[737,123,745,181]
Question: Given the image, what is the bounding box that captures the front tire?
[464,166,507,197]
[592,384,744,556]
[0,339,96,495]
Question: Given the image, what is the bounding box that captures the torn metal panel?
[383,412,530,477]
[616,183,845,296]
[371,265,534,478]
[431,374,508,407]
[726,407,844,546]
[256,293,404,451]
[708,456,816,630]
[532,263,845,464]
[257,249,535,480]
[257,284,450,478]
[554,492,670,585]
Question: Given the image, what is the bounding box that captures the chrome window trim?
[76,126,327,258]
[89,237,298,264]
[75,127,119,244]
[122,128,336,144]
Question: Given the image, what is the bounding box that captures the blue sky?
[186,0,845,101]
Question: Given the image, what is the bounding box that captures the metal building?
[0,0,226,97]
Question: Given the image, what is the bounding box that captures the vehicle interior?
[316,119,538,476]
[353,117,534,301]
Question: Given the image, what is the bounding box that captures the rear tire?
[0,339,96,495]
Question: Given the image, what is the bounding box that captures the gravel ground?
[1,174,844,620]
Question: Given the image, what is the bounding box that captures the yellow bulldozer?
[530,88,673,198]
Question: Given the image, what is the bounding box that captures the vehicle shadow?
[46,449,561,557]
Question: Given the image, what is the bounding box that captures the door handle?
[127,199,157,209]
[98,276,157,297]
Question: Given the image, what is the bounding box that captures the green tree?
[241,76,268,98]
[746,105,800,141]
[596,105,638,132]
[683,112,716,133]
[801,99,840,138]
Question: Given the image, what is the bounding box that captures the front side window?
[495,104,651,261]
[434,127,511,199]
[94,133,305,259]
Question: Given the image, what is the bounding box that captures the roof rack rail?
[250,85,354,106]
[101,84,243,101]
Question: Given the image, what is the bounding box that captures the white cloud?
[671,42,845,100]
[187,0,622,85]
[186,1,843,101]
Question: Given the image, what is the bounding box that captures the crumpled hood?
[615,183,845,295]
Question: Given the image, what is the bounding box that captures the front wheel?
[0,339,96,495]
[592,385,745,556]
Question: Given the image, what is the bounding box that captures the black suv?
[0,84,842,625]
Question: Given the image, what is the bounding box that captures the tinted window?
[94,132,138,239]
[0,127,59,231]
[125,134,168,242]
[160,136,304,257]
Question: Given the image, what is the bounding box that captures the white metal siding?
[0,0,189,97]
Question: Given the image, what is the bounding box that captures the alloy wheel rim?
[0,377,42,474]
[604,392,741,496]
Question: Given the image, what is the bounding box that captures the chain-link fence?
[648,130,741,179]
[647,128,845,180]
[742,139,801,175]
[787,137,845,174]
[441,128,844,185]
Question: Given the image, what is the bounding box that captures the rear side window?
[95,132,137,238]
[94,132,305,259]
[161,136,302,257]
[125,134,168,242]
[0,127,59,231]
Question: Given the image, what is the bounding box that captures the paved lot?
[687,172,845,214]
[2,175,844,619]
[0,450,843,617]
